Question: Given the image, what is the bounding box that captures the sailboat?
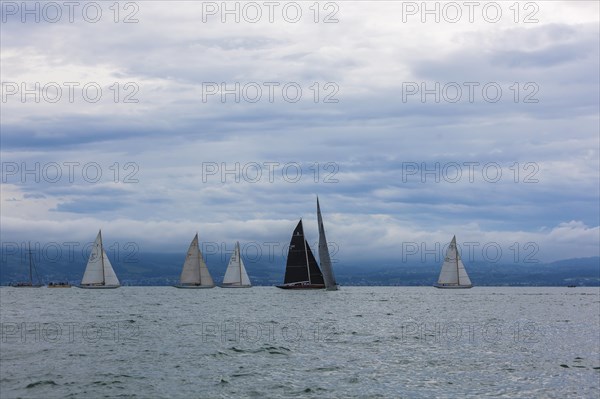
[79,230,121,289]
[174,233,215,288]
[221,242,251,288]
[276,219,325,289]
[434,236,473,289]
[48,281,72,288]
[12,243,43,287]
[317,197,339,291]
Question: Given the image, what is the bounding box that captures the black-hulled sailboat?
[276,220,325,289]
[12,243,43,287]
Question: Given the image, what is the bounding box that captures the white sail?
[81,230,120,287]
[179,234,214,287]
[180,234,201,284]
[317,197,338,290]
[101,250,120,286]
[436,236,472,288]
[198,246,214,287]
[222,242,251,287]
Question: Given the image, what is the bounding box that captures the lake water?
[1,287,598,398]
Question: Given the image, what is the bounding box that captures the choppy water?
[1,287,599,398]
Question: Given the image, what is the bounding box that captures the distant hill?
[1,250,598,286]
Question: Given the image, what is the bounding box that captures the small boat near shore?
[48,282,72,288]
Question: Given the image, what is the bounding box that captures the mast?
[454,237,460,286]
[237,242,242,285]
[197,235,202,285]
[28,242,33,284]
[100,230,106,286]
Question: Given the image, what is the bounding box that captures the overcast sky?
[1,1,598,264]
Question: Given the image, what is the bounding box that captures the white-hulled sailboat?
[434,236,473,289]
[317,197,339,291]
[221,242,251,288]
[174,233,215,288]
[79,230,120,289]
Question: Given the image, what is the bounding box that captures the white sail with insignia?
[222,242,251,288]
[434,236,472,289]
[80,230,120,288]
[176,234,215,288]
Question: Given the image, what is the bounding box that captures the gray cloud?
[1,1,598,262]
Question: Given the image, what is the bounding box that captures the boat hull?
[78,285,120,289]
[433,284,473,289]
[220,285,252,288]
[276,283,326,290]
[173,285,215,289]
[10,285,43,288]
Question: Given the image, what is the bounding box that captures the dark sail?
[282,219,325,285]
[305,241,324,285]
[284,220,311,284]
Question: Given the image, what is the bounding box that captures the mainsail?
[434,236,473,289]
[222,242,251,287]
[277,219,325,289]
[81,230,120,288]
[178,234,215,288]
[317,197,338,290]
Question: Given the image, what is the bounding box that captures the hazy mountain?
[1,249,598,286]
